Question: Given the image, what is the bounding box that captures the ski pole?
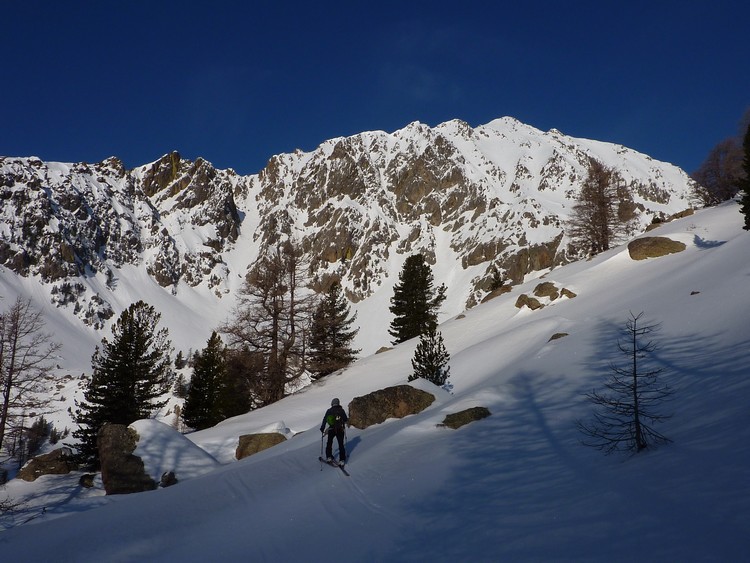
[320,431,324,471]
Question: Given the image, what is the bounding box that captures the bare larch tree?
[221,240,313,407]
[0,297,61,456]
[568,159,632,256]
[578,312,673,454]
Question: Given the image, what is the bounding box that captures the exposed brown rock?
[481,285,512,303]
[515,294,544,310]
[348,385,435,429]
[628,237,686,260]
[17,447,79,482]
[561,288,577,299]
[236,433,287,460]
[97,424,156,495]
[160,471,178,488]
[533,281,559,300]
[440,407,491,429]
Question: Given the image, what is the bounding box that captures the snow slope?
[0,201,748,562]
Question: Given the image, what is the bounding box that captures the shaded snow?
[0,202,748,562]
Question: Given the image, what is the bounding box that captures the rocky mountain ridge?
[0,116,698,353]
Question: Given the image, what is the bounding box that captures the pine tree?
[409,326,451,386]
[308,281,360,379]
[737,122,750,230]
[389,254,447,344]
[182,332,227,430]
[73,301,172,466]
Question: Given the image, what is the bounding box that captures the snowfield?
[0,201,749,562]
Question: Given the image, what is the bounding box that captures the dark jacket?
[320,404,348,434]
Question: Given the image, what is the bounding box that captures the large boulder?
[236,433,287,460]
[628,236,686,260]
[97,424,156,495]
[17,447,79,482]
[348,385,435,429]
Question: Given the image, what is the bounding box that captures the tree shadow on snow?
[391,317,750,561]
[693,234,726,249]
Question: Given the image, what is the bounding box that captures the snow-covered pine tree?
[409,325,451,387]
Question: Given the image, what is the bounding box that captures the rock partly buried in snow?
[548,332,569,342]
[515,293,544,310]
[440,407,491,429]
[533,281,559,300]
[236,433,287,460]
[480,284,512,303]
[97,424,157,495]
[628,236,687,260]
[348,385,436,429]
[130,419,221,482]
[17,447,79,482]
[561,287,577,299]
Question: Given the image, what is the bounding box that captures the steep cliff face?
[241,117,696,306]
[0,151,245,326]
[0,117,697,333]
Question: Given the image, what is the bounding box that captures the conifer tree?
[73,301,172,466]
[182,332,227,430]
[308,281,360,379]
[389,254,447,344]
[737,122,750,230]
[409,326,451,387]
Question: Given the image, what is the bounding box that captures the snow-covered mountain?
[1,200,748,562]
[0,117,698,371]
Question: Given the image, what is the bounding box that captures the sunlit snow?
[0,202,748,561]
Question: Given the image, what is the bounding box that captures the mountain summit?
[0,117,696,360]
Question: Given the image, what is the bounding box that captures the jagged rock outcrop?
[348,385,436,429]
[97,424,157,495]
[0,117,698,352]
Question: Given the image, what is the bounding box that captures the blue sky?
[2,1,748,175]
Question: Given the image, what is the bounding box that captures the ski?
[319,457,350,476]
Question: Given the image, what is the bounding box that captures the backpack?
[326,409,345,432]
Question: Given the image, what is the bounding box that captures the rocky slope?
[0,117,697,345]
